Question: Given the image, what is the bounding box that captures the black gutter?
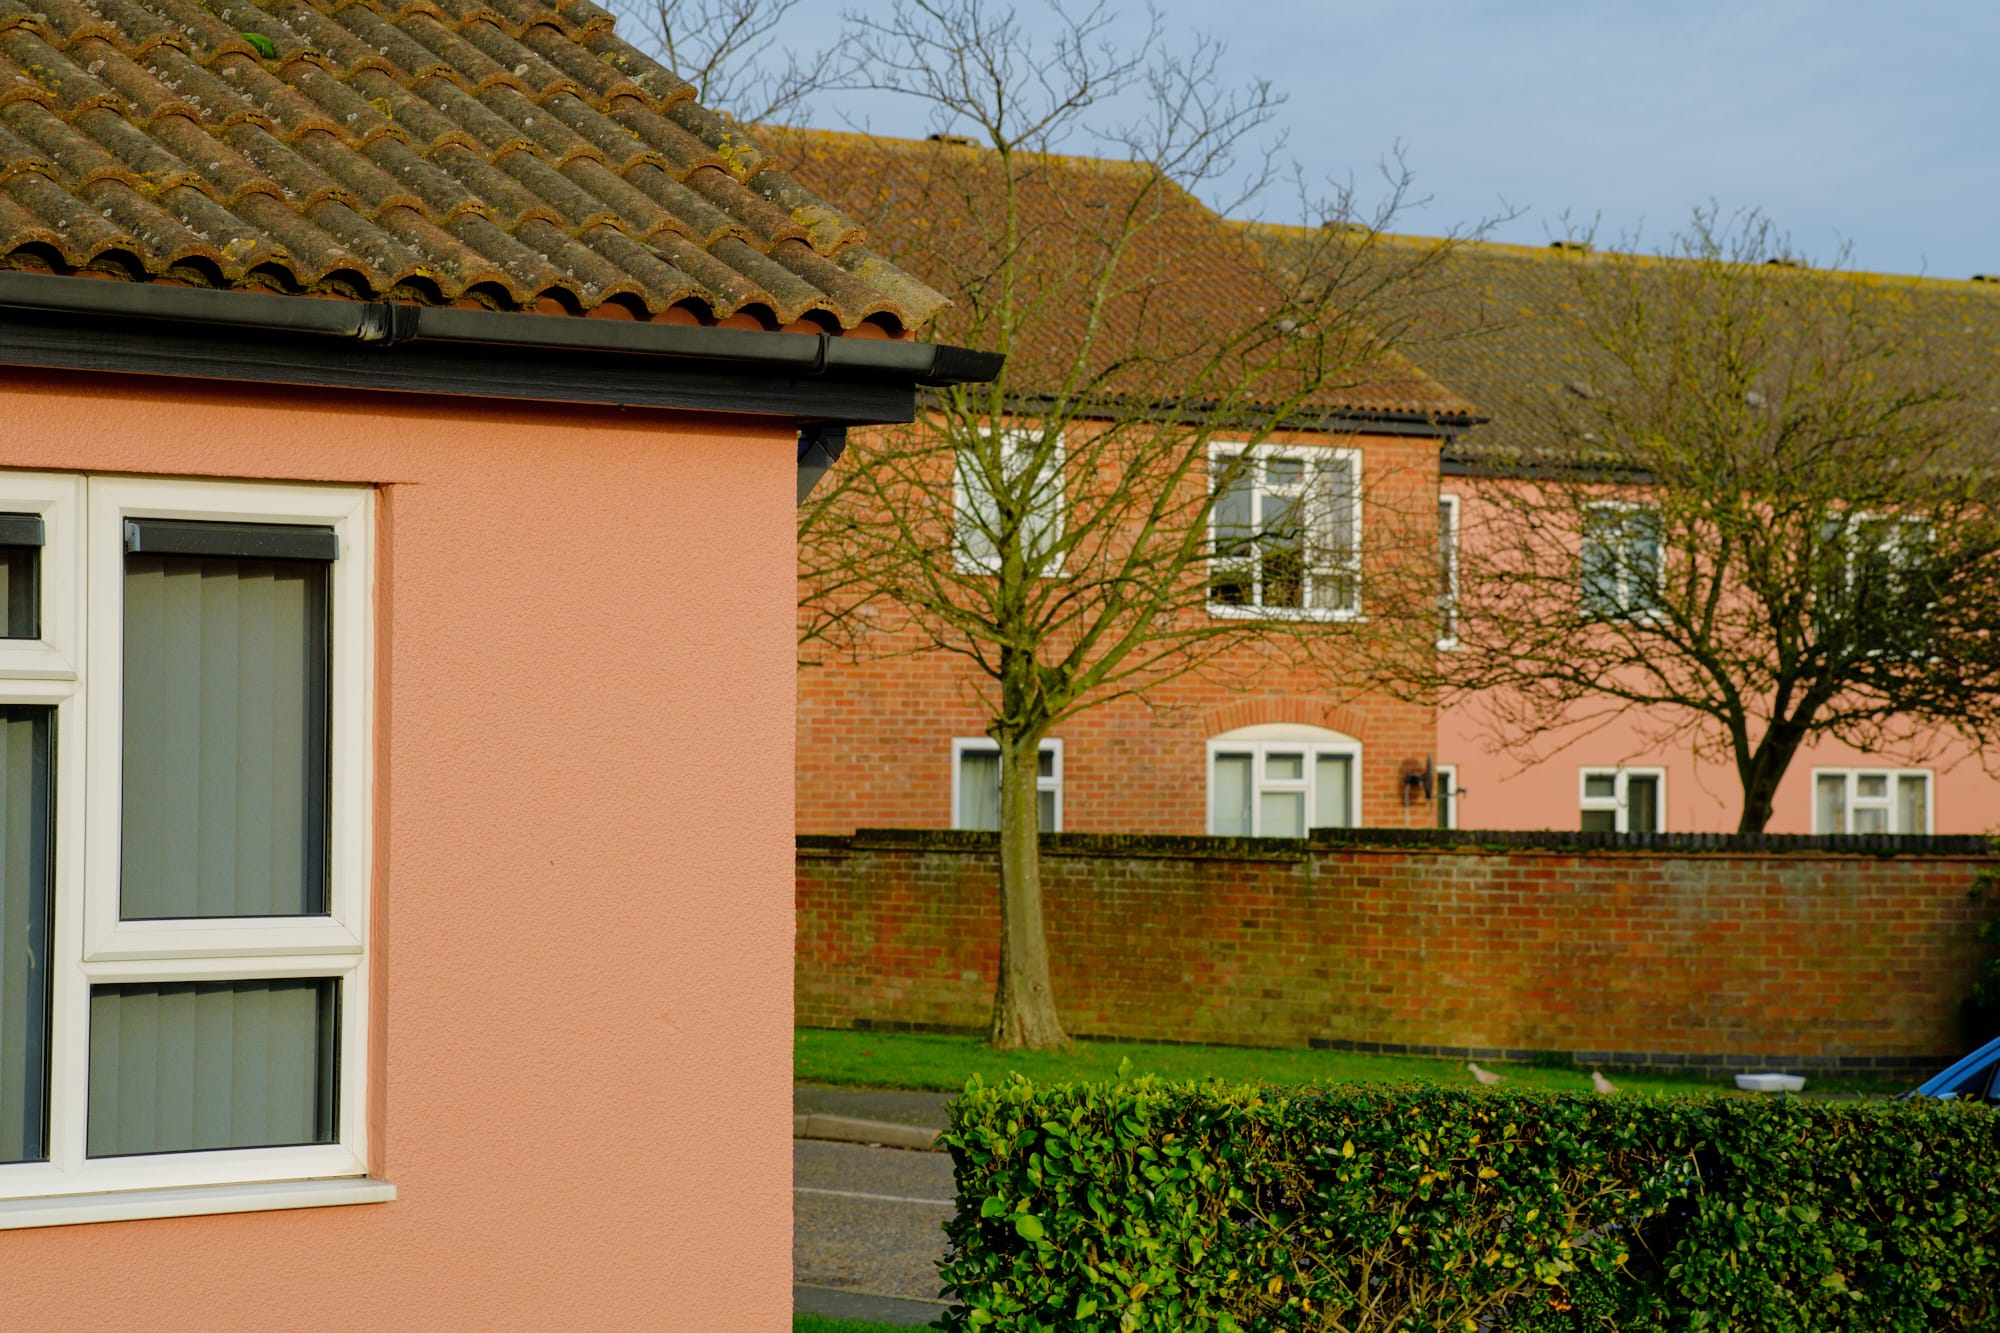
[0,271,1003,424]
[995,390,1486,439]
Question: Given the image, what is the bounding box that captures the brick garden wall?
[797,829,1997,1079]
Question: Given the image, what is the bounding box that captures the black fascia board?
[0,271,1003,424]
[991,389,1485,439]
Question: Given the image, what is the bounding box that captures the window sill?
[1207,603,1363,623]
[0,1176,395,1230]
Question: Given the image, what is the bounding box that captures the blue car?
[1913,1035,2000,1101]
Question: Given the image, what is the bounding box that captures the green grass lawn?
[793,1317,914,1333]
[796,1027,1904,1098]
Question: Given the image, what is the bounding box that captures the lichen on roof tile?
[0,0,946,331]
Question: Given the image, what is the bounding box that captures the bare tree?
[604,0,837,125]
[787,1,1469,1047]
[1435,211,2000,833]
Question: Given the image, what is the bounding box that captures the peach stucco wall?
[3,367,797,1327]
[1441,699,2000,835]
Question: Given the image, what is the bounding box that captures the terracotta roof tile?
[1244,233,2000,464]
[0,0,947,329]
[761,127,1474,420]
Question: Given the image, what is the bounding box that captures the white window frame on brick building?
[1812,768,1930,835]
[1438,492,1460,648]
[951,738,1063,831]
[1578,766,1664,834]
[952,431,1065,577]
[1207,723,1360,837]
[1207,443,1361,619]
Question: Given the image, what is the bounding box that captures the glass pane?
[1266,752,1304,782]
[1264,458,1303,488]
[1037,748,1055,780]
[1583,773,1616,800]
[1212,754,1252,836]
[1259,790,1305,839]
[1580,516,1618,616]
[1897,775,1929,834]
[1853,806,1889,835]
[0,707,52,1164]
[1815,775,1847,834]
[1856,774,1888,800]
[122,554,331,919]
[88,978,338,1157]
[1037,788,1056,832]
[1626,776,1660,834]
[956,453,999,568]
[1261,496,1304,608]
[1313,754,1352,829]
[1209,472,1256,605]
[0,546,36,639]
[957,751,1000,830]
[1436,772,1454,830]
[1580,809,1617,833]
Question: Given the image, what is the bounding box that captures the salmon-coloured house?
[0,0,993,1324]
[1387,239,2000,836]
[776,130,1476,838]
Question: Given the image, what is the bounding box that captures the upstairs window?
[954,433,1065,576]
[1814,768,1929,834]
[1209,446,1360,617]
[953,739,1062,831]
[1208,723,1360,837]
[1438,493,1460,647]
[1581,504,1661,620]
[1579,767,1663,833]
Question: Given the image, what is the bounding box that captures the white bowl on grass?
[1735,1072,1806,1093]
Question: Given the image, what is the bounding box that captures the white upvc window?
[1579,767,1664,833]
[1580,503,1662,621]
[1813,768,1930,835]
[1207,723,1361,837]
[1208,443,1361,619]
[1438,492,1460,648]
[953,431,1065,576]
[952,738,1062,831]
[0,473,383,1229]
[1435,764,1458,830]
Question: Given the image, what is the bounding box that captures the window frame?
[1580,501,1664,623]
[1437,492,1460,649]
[0,474,376,1217]
[1205,728,1363,836]
[1206,442,1363,622]
[1578,766,1666,834]
[1435,763,1458,830]
[950,737,1063,832]
[951,431,1066,578]
[1811,767,1932,835]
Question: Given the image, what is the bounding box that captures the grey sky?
[770,1,1997,279]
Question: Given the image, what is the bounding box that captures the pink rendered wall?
[1440,479,2000,836]
[1,367,797,1328]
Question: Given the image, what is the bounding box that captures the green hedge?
[938,1079,2000,1332]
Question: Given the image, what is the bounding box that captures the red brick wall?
[797,429,1445,835]
[797,831,1995,1077]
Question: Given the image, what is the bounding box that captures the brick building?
[777,131,1475,836]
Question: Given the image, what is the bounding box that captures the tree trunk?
[1735,723,1810,834]
[989,734,1069,1049]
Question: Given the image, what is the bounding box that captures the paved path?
[794,1082,954,1131]
[794,1138,955,1327]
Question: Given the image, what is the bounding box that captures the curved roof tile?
[0,0,949,330]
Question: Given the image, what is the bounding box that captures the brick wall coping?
[803,826,1997,860]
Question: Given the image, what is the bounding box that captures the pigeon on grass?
[1467,1062,1504,1086]
[1591,1070,1618,1095]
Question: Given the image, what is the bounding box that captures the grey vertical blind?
[1313,754,1353,830]
[0,708,51,1164]
[0,513,42,640]
[87,978,337,1157]
[957,751,1001,830]
[1212,753,1252,836]
[122,554,330,919]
